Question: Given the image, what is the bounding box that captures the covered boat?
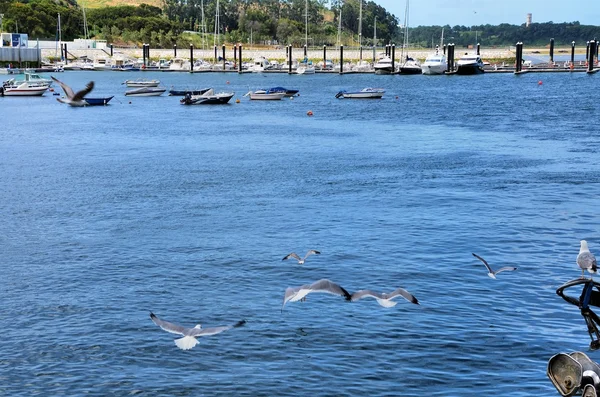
[83,96,114,106]
[247,90,285,100]
[125,87,166,97]
[123,79,160,87]
[169,87,211,96]
[265,87,299,97]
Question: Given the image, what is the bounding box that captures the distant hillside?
[79,0,162,9]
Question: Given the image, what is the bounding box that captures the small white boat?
[296,61,315,75]
[374,56,395,75]
[421,48,447,75]
[335,87,385,99]
[0,82,49,96]
[125,87,166,97]
[247,90,286,100]
[251,57,272,73]
[123,79,160,87]
[180,88,235,105]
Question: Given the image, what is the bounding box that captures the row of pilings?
[66,38,600,74]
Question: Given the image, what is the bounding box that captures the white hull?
[296,66,315,75]
[341,92,384,99]
[374,67,393,75]
[421,64,447,75]
[124,80,160,87]
[2,86,48,96]
[125,88,166,97]
[249,92,285,100]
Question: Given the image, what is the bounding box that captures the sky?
[371,0,600,27]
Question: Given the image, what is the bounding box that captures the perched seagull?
[472,253,517,279]
[350,288,420,307]
[577,240,597,278]
[282,279,351,312]
[51,76,94,107]
[282,250,321,265]
[150,312,246,350]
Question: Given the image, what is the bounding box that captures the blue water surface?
[1,70,600,396]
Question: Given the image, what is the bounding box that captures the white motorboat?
[180,88,235,105]
[0,81,49,96]
[168,58,190,71]
[296,61,315,74]
[374,56,395,75]
[399,57,422,74]
[251,57,272,73]
[124,87,166,97]
[247,90,285,100]
[456,53,485,75]
[335,87,385,99]
[3,72,52,87]
[421,48,447,75]
[123,79,160,87]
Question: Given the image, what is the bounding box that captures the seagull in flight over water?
[282,279,351,312]
[51,76,94,107]
[351,288,420,307]
[577,240,597,278]
[282,250,320,265]
[150,312,246,350]
[472,253,517,279]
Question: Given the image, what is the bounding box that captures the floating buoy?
[395,96,399,100]
[49,88,54,92]
[235,98,240,103]
[538,80,543,85]
[53,92,60,96]
[307,110,313,116]
[129,101,132,104]
[226,81,230,84]
[290,96,294,100]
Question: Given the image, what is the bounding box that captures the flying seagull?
[51,76,94,107]
[577,240,597,278]
[282,279,351,312]
[282,250,320,265]
[350,288,420,307]
[472,253,517,279]
[150,312,246,350]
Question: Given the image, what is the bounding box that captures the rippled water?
[1,70,600,396]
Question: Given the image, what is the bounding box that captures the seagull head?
[581,240,590,252]
[194,324,202,329]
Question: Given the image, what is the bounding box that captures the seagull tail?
[174,336,198,350]
[487,273,497,279]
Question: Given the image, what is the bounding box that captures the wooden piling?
[340,45,344,74]
[174,44,177,58]
[288,45,293,74]
[222,44,226,69]
[391,44,396,74]
[549,38,554,64]
[323,45,327,70]
[190,44,194,73]
[238,45,243,73]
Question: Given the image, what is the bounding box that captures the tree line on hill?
[0,0,598,50]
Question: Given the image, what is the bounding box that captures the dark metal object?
[556,278,600,350]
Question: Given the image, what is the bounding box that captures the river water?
[1,70,600,396]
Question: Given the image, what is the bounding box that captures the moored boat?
[421,49,447,75]
[247,90,286,100]
[124,87,166,97]
[335,87,385,99]
[169,87,211,96]
[0,82,49,96]
[180,89,234,105]
[374,56,395,75]
[456,54,485,75]
[265,87,299,97]
[123,79,160,87]
[83,96,114,106]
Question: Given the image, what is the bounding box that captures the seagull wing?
[150,312,188,336]
[309,279,351,300]
[282,286,303,311]
[472,253,494,274]
[282,252,301,262]
[350,290,382,302]
[385,288,420,305]
[303,250,321,259]
[494,267,517,275]
[72,81,94,101]
[190,320,246,337]
[578,252,597,269]
[51,76,75,98]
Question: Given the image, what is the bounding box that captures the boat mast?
[56,13,61,61]
[305,0,308,48]
[201,0,206,52]
[358,0,362,60]
[337,2,343,49]
[214,0,220,47]
[401,0,409,61]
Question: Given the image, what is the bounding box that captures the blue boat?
[83,96,114,106]
[265,87,299,97]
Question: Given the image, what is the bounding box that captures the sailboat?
[296,0,315,74]
[53,13,64,71]
[399,0,421,74]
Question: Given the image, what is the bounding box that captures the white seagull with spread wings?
[150,312,246,350]
[282,279,351,311]
[282,250,320,265]
[472,253,517,279]
[351,288,420,307]
[52,76,94,107]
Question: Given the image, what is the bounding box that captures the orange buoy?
[235,98,240,103]
[307,110,313,116]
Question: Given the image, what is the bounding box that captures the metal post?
[233,45,237,68]
[549,38,554,64]
[391,44,395,74]
[323,45,326,71]
[340,45,344,74]
[190,44,194,72]
[110,44,113,57]
[222,44,225,69]
[238,44,243,73]
[588,40,596,72]
[214,45,217,64]
[288,45,293,74]
[571,41,575,67]
[476,43,480,56]
[174,44,177,57]
[64,43,68,64]
[304,44,307,58]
